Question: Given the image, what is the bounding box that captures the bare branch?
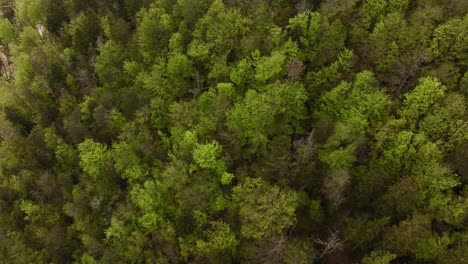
[314,229,345,258]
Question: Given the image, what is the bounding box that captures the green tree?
[16,0,47,25]
[111,141,149,182]
[0,18,15,44]
[130,179,168,230]
[362,250,397,264]
[67,11,99,54]
[78,139,110,178]
[194,221,238,257]
[227,82,307,152]
[399,77,447,124]
[431,15,468,67]
[136,2,174,63]
[287,10,346,66]
[192,140,234,185]
[188,0,250,80]
[316,71,390,170]
[232,177,298,240]
[95,40,125,88]
[383,214,450,261]
[253,50,286,83]
[361,0,387,21]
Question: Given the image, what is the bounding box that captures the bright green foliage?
[172,130,198,159]
[316,81,352,119]
[317,71,390,169]
[105,216,128,241]
[77,139,110,178]
[418,165,458,199]
[419,92,467,151]
[288,10,346,65]
[220,172,234,185]
[319,143,357,169]
[15,26,41,53]
[168,32,183,53]
[316,71,389,125]
[11,34,38,87]
[193,141,234,185]
[374,90,467,224]
[431,15,468,67]
[399,77,447,123]
[232,177,298,240]
[194,221,238,256]
[193,141,222,169]
[17,0,47,24]
[362,0,387,20]
[112,141,148,181]
[288,11,321,48]
[414,233,451,261]
[418,164,467,226]
[188,0,249,65]
[0,18,15,43]
[178,210,238,260]
[80,254,98,264]
[19,200,41,222]
[227,82,307,151]
[254,51,286,83]
[0,1,467,263]
[216,82,235,98]
[167,53,193,80]
[130,179,167,230]
[378,130,417,175]
[230,58,254,87]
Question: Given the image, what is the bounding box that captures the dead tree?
[314,229,345,258]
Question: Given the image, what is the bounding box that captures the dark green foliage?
[0,0,466,262]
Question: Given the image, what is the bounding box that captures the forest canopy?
[0,0,467,263]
